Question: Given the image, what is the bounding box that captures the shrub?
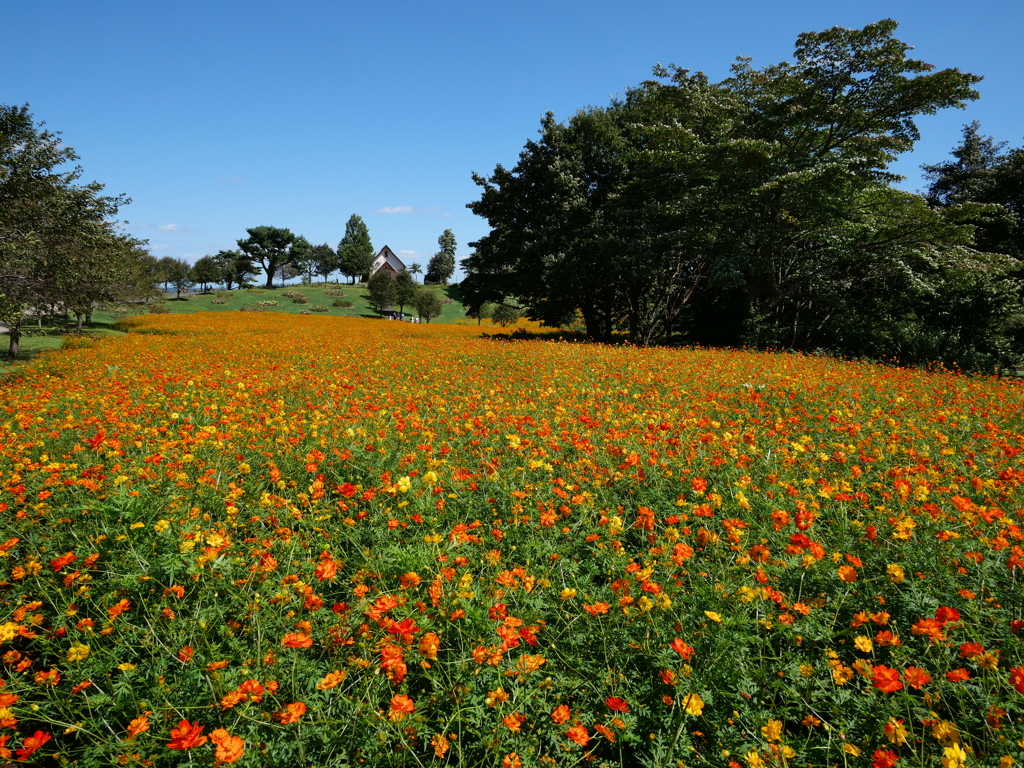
[255,300,279,308]
[333,299,355,308]
[148,304,170,314]
[310,305,329,312]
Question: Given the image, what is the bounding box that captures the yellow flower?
[559,588,577,601]
[704,611,722,622]
[118,663,137,672]
[831,664,853,685]
[397,476,411,493]
[154,519,170,533]
[682,692,704,716]
[842,743,861,757]
[0,622,20,643]
[761,719,783,742]
[422,471,438,485]
[854,636,873,653]
[67,642,90,662]
[887,564,905,583]
[942,743,968,768]
[744,749,766,768]
[884,718,908,746]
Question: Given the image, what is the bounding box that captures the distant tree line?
[462,20,1023,371]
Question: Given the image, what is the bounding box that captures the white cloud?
[374,206,414,214]
[158,223,193,232]
[150,243,170,251]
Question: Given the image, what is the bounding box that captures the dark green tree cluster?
[464,20,1021,369]
[1,104,157,357]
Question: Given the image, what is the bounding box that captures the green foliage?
[393,270,418,314]
[465,20,1015,368]
[491,302,521,327]
[0,103,150,358]
[412,287,443,322]
[190,255,221,292]
[426,229,457,285]
[366,268,396,313]
[237,226,309,290]
[338,215,374,284]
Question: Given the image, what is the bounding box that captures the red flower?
[15,730,51,761]
[946,668,971,683]
[605,696,629,713]
[871,665,903,693]
[167,720,207,750]
[872,748,899,768]
[552,704,570,724]
[1010,666,1024,695]
[670,638,694,660]
[934,606,960,624]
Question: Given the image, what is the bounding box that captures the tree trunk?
[76,313,84,332]
[7,321,21,360]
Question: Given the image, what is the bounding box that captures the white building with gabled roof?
[369,245,406,278]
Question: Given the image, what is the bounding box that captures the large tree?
[211,249,260,290]
[191,255,221,292]
[393,270,418,314]
[337,215,374,284]
[426,229,456,285]
[307,243,337,283]
[466,20,994,361]
[237,226,309,289]
[1,103,137,357]
[366,268,395,314]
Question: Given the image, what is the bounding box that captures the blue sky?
[5,0,1022,279]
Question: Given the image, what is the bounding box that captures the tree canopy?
[464,20,1016,368]
[426,229,456,285]
[237,226,309,289]
[338,215,374,284]
[1,103,152,357]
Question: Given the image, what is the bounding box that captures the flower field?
[1,312,1023,767]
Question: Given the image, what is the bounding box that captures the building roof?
[370,245,406,276]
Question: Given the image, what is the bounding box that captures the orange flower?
[503,754,523,768]
[281,632,313,649]
[837,565,858,583]
[167,720,207,750]
[237,679,265,702]
[871,665,903,693]
[583,602,610,616]
[274,702,307,724]
[594,722,616,742]
[945,668,971,683]
[903,666,931,689]
[126,714,150,739]
[108,599,131,619]
[552,704,570,724]
[605,696,629,713]
[503,712,527,732]
[220,690,245,710]
[670,638,694,660]
[178,646,195,663]
[566,722,589,746]
[317,670,346,690]
[431,733,451,758]
[209,728,245,764]
[419,631,440,660]
[15,730,51,761]
[314,552,338,581]
[485,687,510,707]
[388,694,415,722]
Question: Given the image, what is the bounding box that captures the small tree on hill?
[393,270,417,314]
[426,229,456,285]
[465,301,495,325]
[367,269,396,314]
[492,303,521,327]
[191,256,221,293]
[338,215,374,284]
[413,288,443,323]
[166,258,193,299]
